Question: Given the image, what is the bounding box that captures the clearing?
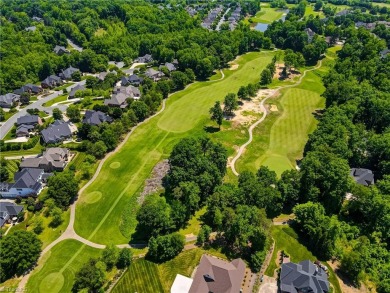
[250,6,286,24]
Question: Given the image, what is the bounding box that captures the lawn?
[265,226,342,293]
[179,207,206,237]
[26,240,102,293]
[42,94,68,107]
[305,5,325,18]
[74,51,276,245]
[4,159,19,181]
[250,7,286,24]
[53,82,74,91]
[0,141,43,158]
[235,63,327,177]
[113,248,205,293]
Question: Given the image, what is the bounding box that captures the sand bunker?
[229,64,239,70]
[269,104,278,112]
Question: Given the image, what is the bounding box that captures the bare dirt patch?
[232,89,278,126]
[269,104,278,112]
[327,261,369,293]
[229,64,239,70]
[138,159,170,204]
[274,63,300,81]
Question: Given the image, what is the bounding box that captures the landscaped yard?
[42,94,68,107]
[113,248,212,293]
[0,141,43,158]
[265,225,342,293]
[26,240,102,293]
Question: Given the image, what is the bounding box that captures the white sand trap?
[270,104,278,112]
[229,64,239,70]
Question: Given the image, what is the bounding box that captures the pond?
[253,10,289,32]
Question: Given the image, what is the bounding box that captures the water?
[254,10,288,32]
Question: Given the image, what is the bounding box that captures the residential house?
[114,85,141,99]
[171,275,193,293]
[350,168,374,186]
[104,93,128,108]
[59,66,80,80]
[0,168,44,198]
[121,74,143,86]
[305,28,315,43]
[16,115,42,127]
[16,124,34,137]
[41,75,63,88]
[280,260,329,293]
[69,84,86,99]
[82,110,113,126]
[0,93,20,108]
[14,84,42,95]
[41,120,72,144]
[53,45,70,55]
[20,148,70,172]
[380,48,390,59]
[108,61,124,68]
[159,62,176,72]
[145,68,164,81]
[0,202,24,227]
[186,7,197,17]
[25,26,36,32]
[187,255,245,293]
[32,16,43,22]
[336,9,350,17]
[98,71,117,81]
[134,54,153,63]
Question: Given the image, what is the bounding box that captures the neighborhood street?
[0,80,85,139]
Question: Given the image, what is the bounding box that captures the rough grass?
[74,51,276,245]
[265,226,342,293]
[250,7,285,23]
[26,240,101,293]
[236,65,326,177]
[112,248,204,293]
[179,207,206,237]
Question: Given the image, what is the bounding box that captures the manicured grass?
[42,94,68,107]
[236,64,326,177]
[26,240,102,293]
[53,82,74,91]
[305,5,325,18]
[74,51,276,245]
[250,7,286,24]
[4,159,19,181]
[113,248,204,293]
[265,226,342,293]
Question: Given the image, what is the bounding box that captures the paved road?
[216,8,231,31]
[0,80,85,139]
[230,59,324,176]
[67,38,83,52]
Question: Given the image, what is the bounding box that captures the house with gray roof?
[82,110,113,126]
[188,255,245,293]
[32,16,43,22]
[280,260,329,293]
[14,84,42,95]
[41,120,72,144]
[25,26,36,32]
[20,148,70,172]
[16,124,35,137]
[0,93,20,108]
[121,74,143,86]
[159,62,177,72]
[17,115,42,126]
[104,92,128,108]
[98,71,117,81]
[0,202,24,227]
[69,84,86,99]
[145,68,164,81]
[350,168,374,186]
[53,45,70,55]
[59,66,80,80]
[0,168,44,198]
[135,54,153,63]
[41,75,63,88]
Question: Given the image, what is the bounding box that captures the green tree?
[260,68,272,86]
[102,245,119,271]
[209,101,223,129]
[130,101,150,121]
[71,71,82,81]
[197,225,212,245]
[89,141,107,159]
[116,248,133,269]
[0,160,9,181]
[66,105,80,122]
[49,207,63,228]
[47,172,79,208]
[72,258,106,293]
[223,93,238,116]
[314,0,323,11]
[52,108,62,120]
[237,86,249,100]
[147,233,185,262]
[171,71,189,90]
[0,231,42,282]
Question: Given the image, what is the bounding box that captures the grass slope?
[236,66,326,177]
[26,240,101,293]
[74,51,275,245]
[113,248,204,293]
[250,7,285,23]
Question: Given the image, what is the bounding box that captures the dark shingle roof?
[69,84,86,98]
[41,120,72,144]
[59,66,79,79]
[16,115,40,126]
[12,168,43,193]
[82,110,113,126]
[280,261,329,293]
[350,168,374,186]
[0,93,20,106]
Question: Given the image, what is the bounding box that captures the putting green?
[257,154,294,176]
[110,161,121,169]
[83,191,102,204]
[39,272,64,293]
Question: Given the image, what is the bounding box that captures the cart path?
[230,59,323,176]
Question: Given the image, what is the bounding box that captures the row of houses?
[226,5,241,31]
[201,5,224,29]
[0,66,80,108]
